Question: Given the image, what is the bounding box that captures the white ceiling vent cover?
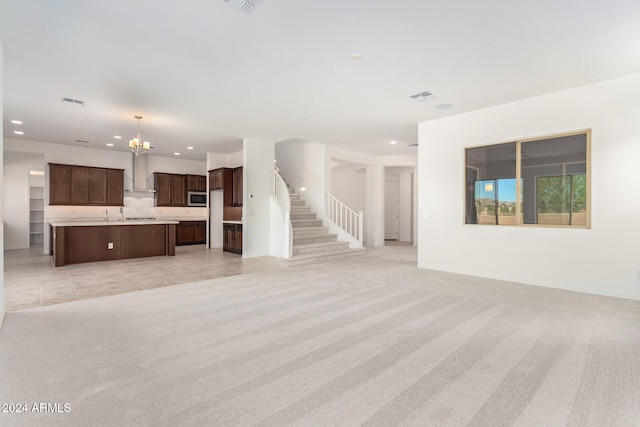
[224,0,264,14]
[409,91,433,101]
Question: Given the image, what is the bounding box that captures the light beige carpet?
[1,247,639,426]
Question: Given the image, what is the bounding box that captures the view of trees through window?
[465,131,589,228]
[536,174,587,226]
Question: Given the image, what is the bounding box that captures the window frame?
[464,129,591,229]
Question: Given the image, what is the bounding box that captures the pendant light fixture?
[129,115,150,156]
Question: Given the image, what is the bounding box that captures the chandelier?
[129,115,150,156]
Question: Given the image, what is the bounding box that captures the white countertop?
[49,220,179,227]
[222,220,243,224]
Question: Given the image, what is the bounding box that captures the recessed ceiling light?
[113,135,122,139]
[106,143,114,147]
[187,146,194,150]
[174,152,181,156]
[351,53,364,61]
[390,140,398,145]
[11,120,22,125]
[435,103,454,110]
[13,130,24,135]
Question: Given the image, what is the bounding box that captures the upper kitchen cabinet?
[232,167,243,206]
[107,168,124,205]
[209,168,226,190]
[186,174,207,192]
[71,166,90,204]
[49,164,72,205]
[49,163,124,206]
[154,172,186,206]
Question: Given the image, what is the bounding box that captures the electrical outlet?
[108,242,114,250]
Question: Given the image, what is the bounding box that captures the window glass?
[465,132,589,228]
[521,133,587,226]
[465,142,516,225]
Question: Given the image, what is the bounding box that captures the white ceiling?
[1,0,639,160]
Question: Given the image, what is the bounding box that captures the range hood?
[126,153,155,193]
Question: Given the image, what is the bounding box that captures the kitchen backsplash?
[45,195,207,222]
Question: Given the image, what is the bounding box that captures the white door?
[385,179,399,240]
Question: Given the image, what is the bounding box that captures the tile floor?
[3,245,281,312]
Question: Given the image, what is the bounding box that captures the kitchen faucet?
[105,209,109,222]
[119,206,124,222]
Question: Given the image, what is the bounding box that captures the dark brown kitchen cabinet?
[176,221,206,245]
[154,173,172,206]
[232,167,243,206]
[89,168,107,204]
[107,168,124,205]
[49,163,124,206]
[49,164,72,205]
[154,173,186,206]
[186,174,207,192]
[172,175,186,206]
[223,223,242,254]
[71,166,90,204]
[209,169,222,190]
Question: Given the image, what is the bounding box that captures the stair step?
[292,226,330,236]
[290,213,317,220]
[292,241,349,256]
[291,219,323,228]
[290,206,311,213]
[290,200,306,206]
[279,248,366,267]
[293,234,337,245]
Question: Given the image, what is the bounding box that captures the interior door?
[384,179,399,240]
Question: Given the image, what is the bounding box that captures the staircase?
[280,189,365,267]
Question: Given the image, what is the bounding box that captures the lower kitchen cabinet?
[223,223,242,254]
[176,221,206,246]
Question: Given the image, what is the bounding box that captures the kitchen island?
[50,220,178,267]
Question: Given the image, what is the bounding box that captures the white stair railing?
[325,192,363,248]
[273,169,293,258]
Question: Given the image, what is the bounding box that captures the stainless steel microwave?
[187,191,207,207]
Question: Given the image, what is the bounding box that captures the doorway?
[384,177,399,240]
[29,171,45,247]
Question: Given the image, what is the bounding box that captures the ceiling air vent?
[61,97,85,106]
[409,91,433,101]
[224,0,264,14]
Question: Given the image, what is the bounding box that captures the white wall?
[418,73,640,300]
[3,151,45,249]
[1,42,5,327]
[206,150,243,170]
[331,166,366,212]
[365,164,384,247]
[275,140,327,214]
[243,138,275,258]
